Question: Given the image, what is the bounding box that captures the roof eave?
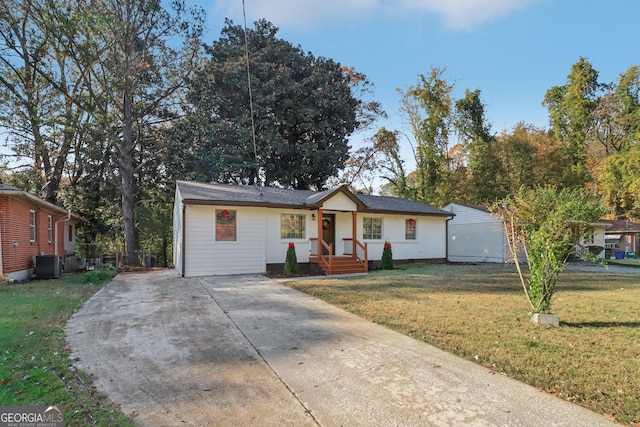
[360,208,454,217]
[307,186,367,210]
[181,199,314,210]
[2,189,86,221]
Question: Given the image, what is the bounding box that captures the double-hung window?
[281,214,306,239]
[48,215,53,242]
[405,218,417,240]
[362,217,382,240]
[30,210,36,242]
[215,209,237,241]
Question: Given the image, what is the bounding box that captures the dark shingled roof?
[354,193,452,216]
[0,183,86,222]
[599,219,640,233]
[177,181,453,217]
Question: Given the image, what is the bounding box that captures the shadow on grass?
[561,321,640,328]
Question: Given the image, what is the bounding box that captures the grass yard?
[0,271,135,426]
[286,263,640,426]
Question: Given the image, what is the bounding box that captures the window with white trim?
[405,218,417,240]
[363,217,382,240]
[215,209,236,241]
[30,210,36,242]
[281,214,306,239]
[48,215,53,242]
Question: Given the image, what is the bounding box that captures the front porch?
[309,208,368,275]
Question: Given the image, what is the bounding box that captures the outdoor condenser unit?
[36,255,61,279]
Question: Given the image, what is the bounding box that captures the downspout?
[0,219,9,283]
[54,209,72,257]
[446,216,453,262]
[181,204,186,277]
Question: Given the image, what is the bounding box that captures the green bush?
[381,241,393,270]
[76,266,117,285]
[284,242,299,276]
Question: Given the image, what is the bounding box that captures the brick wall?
[0,196,68,275]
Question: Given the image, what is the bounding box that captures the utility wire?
[242,0,260,184]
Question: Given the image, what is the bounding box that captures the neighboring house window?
[405,218,417,240]
[605,236,620,249]
[68,224,73,242]
[30,210,36,242]
[583,230,595,245]
[48,215,53,242]
[281,214,306,239]
[363,217,382,240]
[215,209,236,241]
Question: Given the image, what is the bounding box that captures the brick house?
[0,182,85,282]
[599,219,640,259]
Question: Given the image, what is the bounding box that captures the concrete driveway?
[66,270,617,426]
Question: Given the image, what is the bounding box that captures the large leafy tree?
[177,19,369,190]
[372,128,411,198]
[399,67,454,206]
[597,145,640,219]
[586,66,640,167]
[492,123,573,198]
[1,0,204,265]
[63,0,204,265]
[0,0,90,203]
[543,57,602,186]
[454,88,495,202]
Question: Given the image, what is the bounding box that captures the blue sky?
[204,0,640,147]
[3,1,639,179]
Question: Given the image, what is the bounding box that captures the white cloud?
[397,0,537,31]
[211,0,379,30]
[210,0,537,32]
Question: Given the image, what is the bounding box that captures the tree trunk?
[121,92,139,266]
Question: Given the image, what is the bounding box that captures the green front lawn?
[286,263,640,426]
[0,272,134,426]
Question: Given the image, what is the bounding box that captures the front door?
[322,213,335,255]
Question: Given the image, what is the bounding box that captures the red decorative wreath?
[322,218,331,229]
[408,218,415,225]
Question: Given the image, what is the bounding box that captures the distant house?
[599,219,640,259]
[575,221,608,260]
[442,203,511,263]
[443,202,608,263]
[0,182,85,282]
[173,181,454,277]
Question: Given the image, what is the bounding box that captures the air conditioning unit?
[36,255,61,279]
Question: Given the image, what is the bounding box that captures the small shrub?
[284,242,299,276]
[76,266,117,285]
[381,241,393,270]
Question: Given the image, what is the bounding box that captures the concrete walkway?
[66,270,617,426]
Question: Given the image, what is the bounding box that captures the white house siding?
[358,213,447,261]
[444,203,508,263]
[265,209,314,264]
[322,192,358,211]
[173,189,183,274]
[183,205,266,277]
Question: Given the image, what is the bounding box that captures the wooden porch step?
[311,256,367,275]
